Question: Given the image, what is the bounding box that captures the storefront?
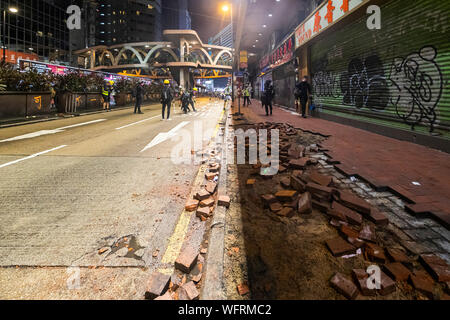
[294,0,450,141]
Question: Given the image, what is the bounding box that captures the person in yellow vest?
[243,85,251,107]
[102,81,112,112]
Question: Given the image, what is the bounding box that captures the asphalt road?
[0,98,224,299]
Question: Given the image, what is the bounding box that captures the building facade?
[96,0,162,46]
[208,24,233,49]
[162,0,191,30]
[0,0,70,63]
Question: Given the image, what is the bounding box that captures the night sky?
[189,0,232,42]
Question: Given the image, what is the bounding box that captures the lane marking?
[140,121,190,152]
[0,119,107,143]
[115,116,159,130]
[0,145,67,169]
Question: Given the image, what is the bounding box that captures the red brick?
[175,247,199,273]
[270,202,283,213]
[338,191,371,215]
[196,206,211,219]
[352,270,377,296]
[275,190,299,202]
[340,225,360,239]
[288,145,304,159]
[246,179,256,187]
[420,254,450,282]
[332,201,363,225]
[277,207,295,218]
[289,158,310,169]
[306,183,333,200]
[200,197,215,208]
[327,207,348,222]
[206,181,217,194]
[185,199,199,212]
[298,192,312,215]
[195,189,211,201]
[383,262,411,281]
[386,248,413,267]
[290,175,306,193]
[409,272,434,299]
[326,237,357,257]
[209,163,220,173]
[365,243,387,264]
[177,281,200,300]
[368,208,389,226]
[145,272,171,300]
[280,177,291,188]
[218,195,231,208]
[313,200,331,213]
[359,224,376,243]
[154,292,173,300]
[379,271,396,296]
[352,269,368,281]
[205,172,217,181]
[261,194,277,208]
[237,283,250,296]
[347,237,365,249]
[309,171,333,187]
[330,273,358,300]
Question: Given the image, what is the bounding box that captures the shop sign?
[259,35,294,70]
[3,50,39,64]
[295,0,369,48]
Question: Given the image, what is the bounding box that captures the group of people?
[160,80,199,121]
[260,75,312,118]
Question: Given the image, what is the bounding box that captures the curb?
[201,107,230,300]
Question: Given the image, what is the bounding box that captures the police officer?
[102,81,112,112]
[188,87,198,112]
[134,82,144,114]
[161,80,174,120]
[262,80,275,116]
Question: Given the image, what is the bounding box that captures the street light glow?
[222,4,230,12]
[8,7,19,13]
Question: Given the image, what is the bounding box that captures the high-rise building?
[1,0,70,63]
[162,0,191,30]
[96,0,162,46]
[208,24,233,48]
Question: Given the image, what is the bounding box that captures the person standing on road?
[134,82,144,114]
[188,88,198,112]
[223,85,232,110]
[295,76,312,118]
[243,85,251,107]
[262,80,275,116]
[161,80,174,120]
[102,81,111,112]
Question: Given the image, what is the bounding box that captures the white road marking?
[141,121,190,152]
[0,145,67,169]
[0,119,107,143]
[115,116,159,130]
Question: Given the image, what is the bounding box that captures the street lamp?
[2,7,19,63]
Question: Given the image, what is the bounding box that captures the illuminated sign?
[295,0,370,48]
[260,35,294,70]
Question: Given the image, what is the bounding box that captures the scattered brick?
[280,177,291,188]
[352,269,376,296]
[196,206,211,219]
[330,273,358,300]
[326,237,357,257]
[379,271,396,296]
[347,237,365,249]
[218,195,231,208]
[352,269,368,281]
[98,247,109,255]
[327,207,348,222]
[338,191,371,215]
[290,175,306,193]
[270,202,283,213]
[332,201,362,226]
[205,181,217,194]
[277,207,295,218]
[170,275,183,291]
[195,189,211,201]
[261,194,277,208]
[289,158,310,169]
[359,224,376,242]
[298,192,312,215]
[288,145,304,159]
[292,170,304,178]
[306,183,333,200]
[309,171,333,187]
[410,272,434,299]
[313,200,331,214]
[209,163,220,173]
[365,243,387,264]
[200,197,215,208]
[368,208,389,226]
[175,247,199,273]
[205,172,217,181]
[383,262,411,281]
[185,199,200,212]
[275,190,299,202]
[145,272,171,300]
[246,179,256,187]
[154,292,173,300]
[386,248,413,268]
[237,283,250,296]
[419,254,450,282]
[340,225,360,239]
[279,165,287,173]
[177,281,200,300]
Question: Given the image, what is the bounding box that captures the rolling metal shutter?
[310,0,450,137]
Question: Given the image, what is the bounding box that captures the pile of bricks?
[240,122,450,300]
